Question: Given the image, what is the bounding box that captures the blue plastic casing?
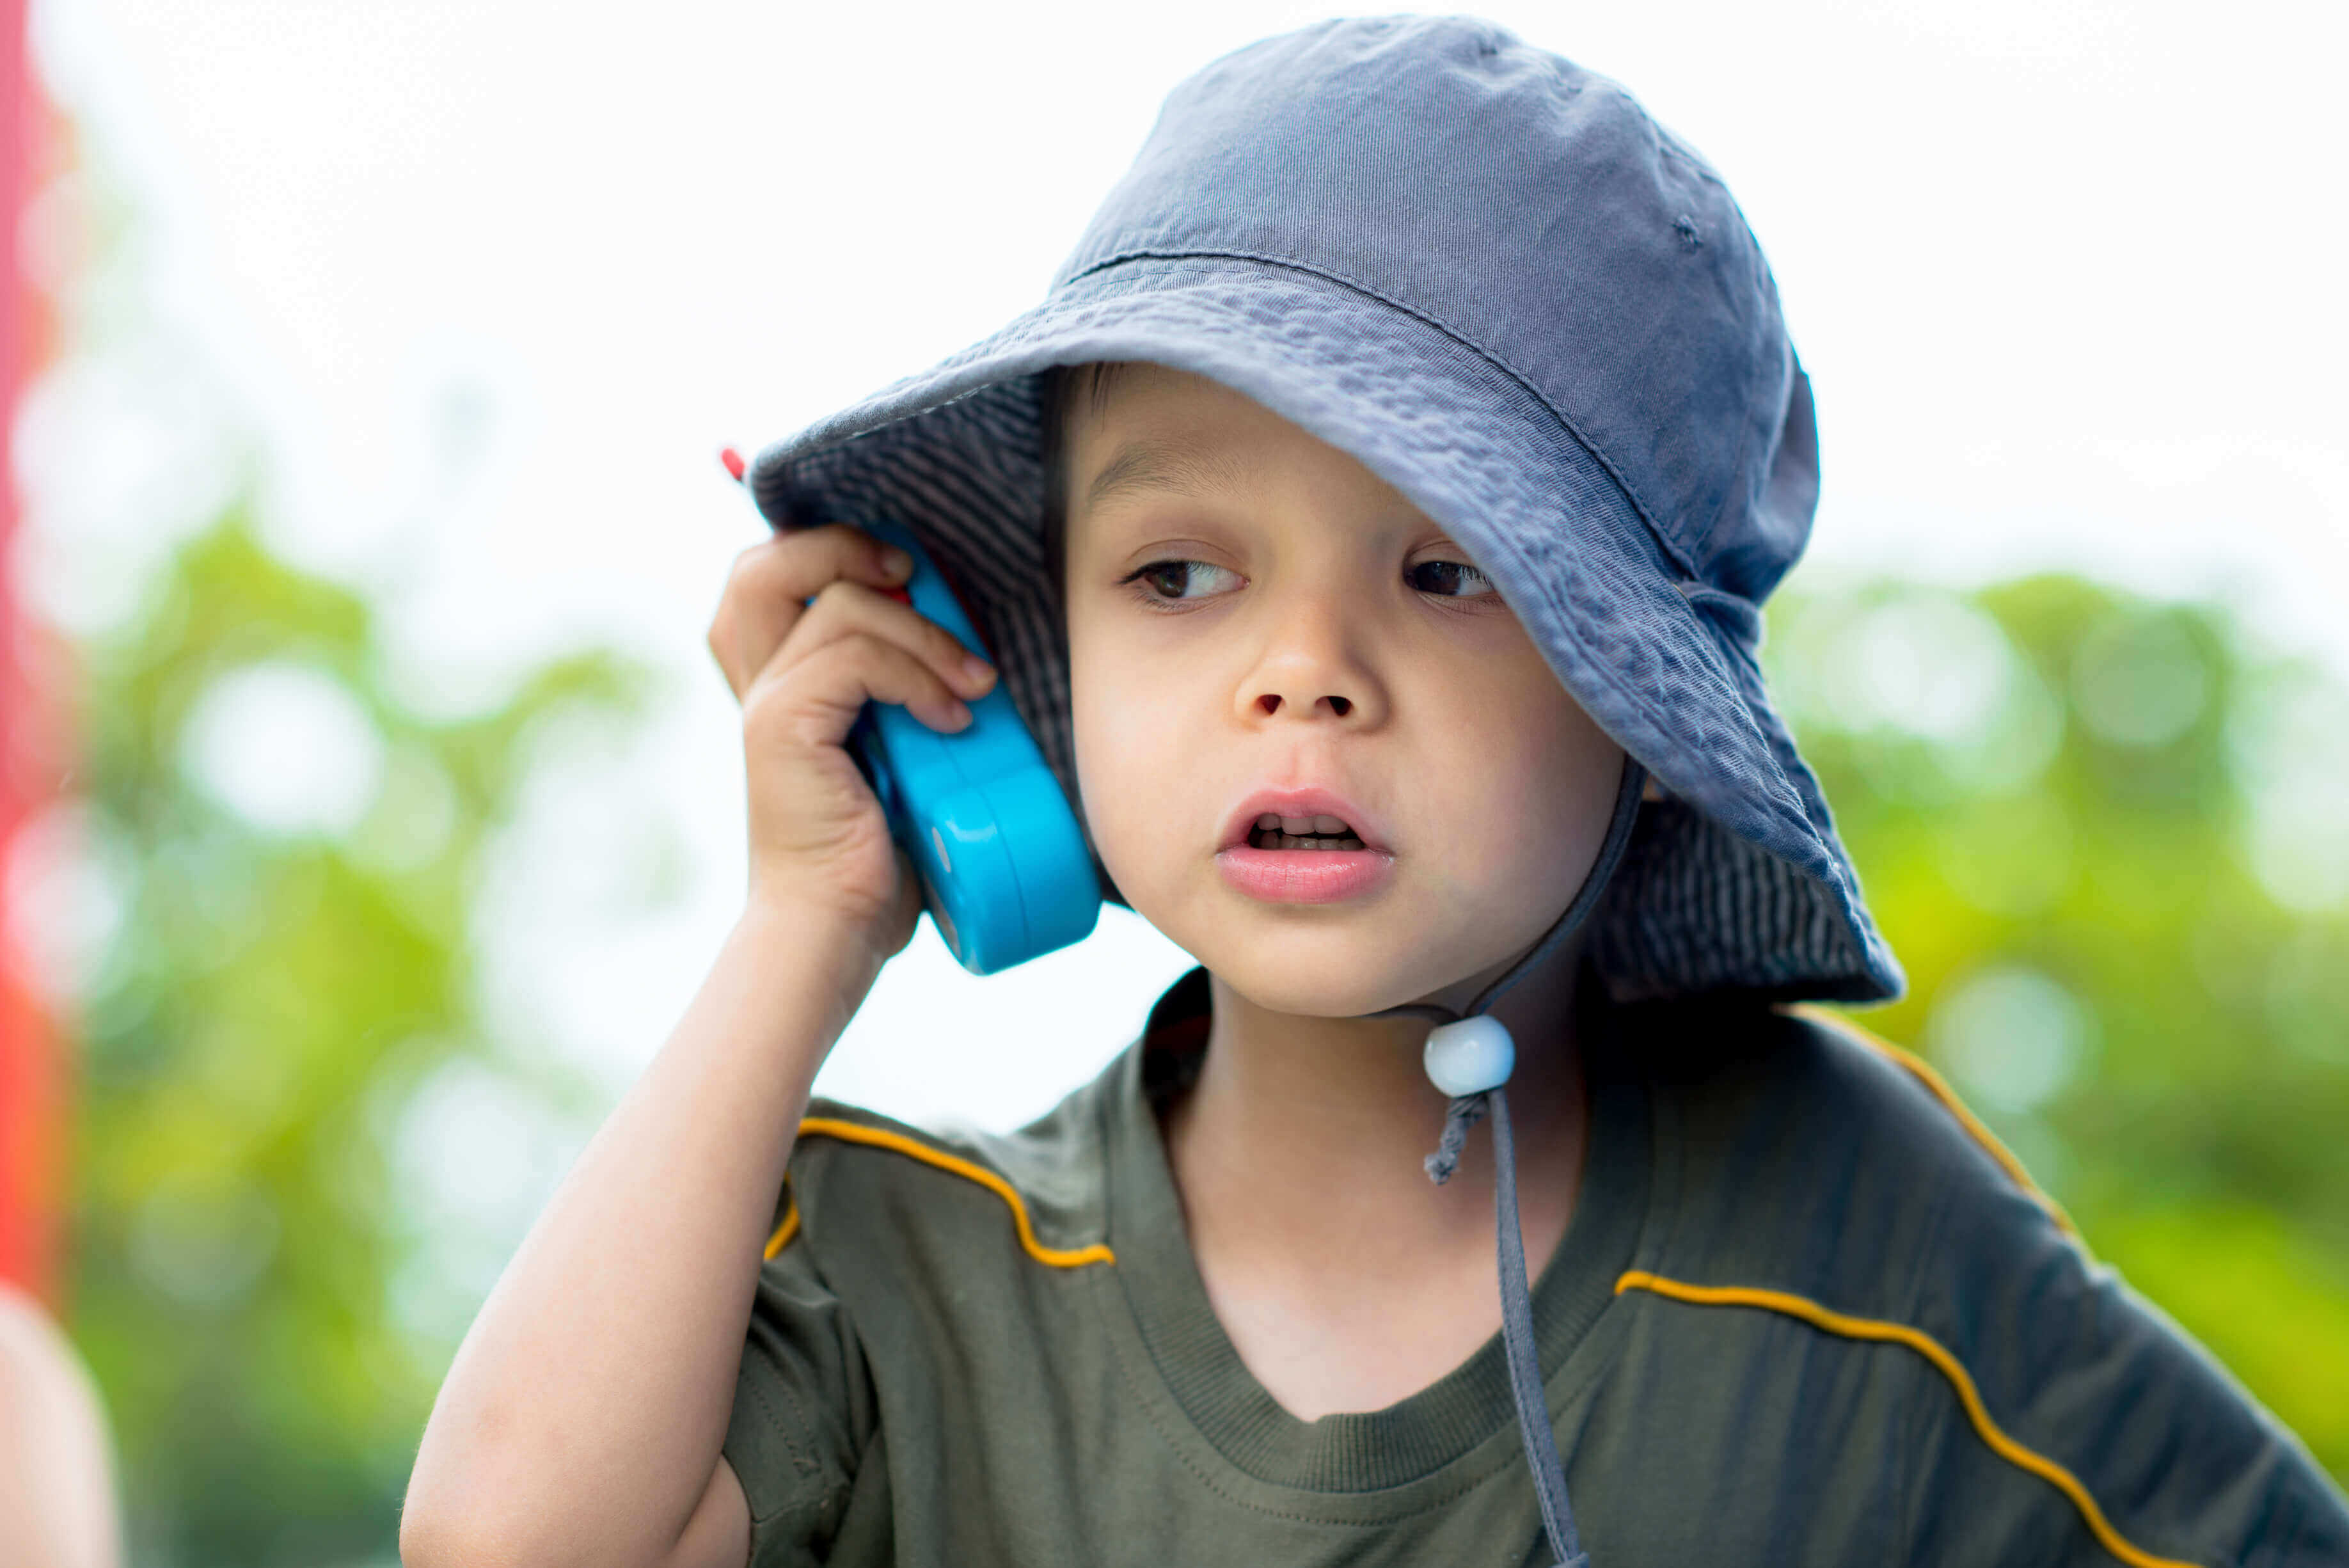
[840,522,1100,974]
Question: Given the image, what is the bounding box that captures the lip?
[1214,786,1396,905]
[1217,786,1391,853]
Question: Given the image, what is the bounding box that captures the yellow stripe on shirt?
[760,1116,1115,1269]
[1614,1271,2202,1568]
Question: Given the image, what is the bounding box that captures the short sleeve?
[1901,1216,2349,1567]
[722,1233,878,1568]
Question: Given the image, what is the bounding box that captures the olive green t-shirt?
[723,970,2348,1566]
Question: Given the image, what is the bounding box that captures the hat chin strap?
[1363,754,1647,1568]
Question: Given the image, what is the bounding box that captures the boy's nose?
[1233,599,1389,728]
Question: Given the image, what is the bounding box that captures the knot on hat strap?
[1422,1093,1489,1185]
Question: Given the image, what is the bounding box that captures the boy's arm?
[400,900,867,1568]
[402,523,997,1568]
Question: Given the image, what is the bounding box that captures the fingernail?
[961,654,995,688]
[880,547,913,580]
[945,700,972,728]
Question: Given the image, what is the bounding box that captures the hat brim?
[750,254,1901,1003]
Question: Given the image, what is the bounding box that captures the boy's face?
[1061,363,1626,1018]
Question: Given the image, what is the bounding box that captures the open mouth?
[1217,793,1391,903]
[1246,812,1368,851]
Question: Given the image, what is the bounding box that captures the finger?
[768,580,997,705]
[709,526,913,699]
[743,630,977,757]
[708,526,915,699]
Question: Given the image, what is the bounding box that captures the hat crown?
[1057,15,1814,606]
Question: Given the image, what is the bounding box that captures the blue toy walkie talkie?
[840,519,1102,974]
[723,451,1100,973]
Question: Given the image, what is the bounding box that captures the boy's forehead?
[1065,363,1416,525]
[1077,434,1258,519]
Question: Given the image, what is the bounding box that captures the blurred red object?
[0,0,64,1306]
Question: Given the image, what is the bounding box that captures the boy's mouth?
[1217,788,1393,903]
[1246,813,1367,851]
[1218,788,1389,855]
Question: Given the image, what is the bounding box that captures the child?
[403,17,2349,1567]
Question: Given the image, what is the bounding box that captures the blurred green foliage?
[61,512,647,1566]
[1769,574,2349,1480]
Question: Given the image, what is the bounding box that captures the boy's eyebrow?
[1079,438,1253,515]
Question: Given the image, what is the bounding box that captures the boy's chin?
[1189,943,1475,1022]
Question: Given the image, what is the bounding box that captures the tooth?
[1279,816,1312,834]
[1281,834,1306,849]
[1255,813,1280,830]
[1312,814,1347,835]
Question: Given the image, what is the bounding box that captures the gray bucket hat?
[747,13,1903,1008]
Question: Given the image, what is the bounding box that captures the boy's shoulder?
[1616,996,2349,1565]
[1622,995,2078,1320]
[776,1054,1126,1277]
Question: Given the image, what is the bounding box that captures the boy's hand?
[707,523,997,967]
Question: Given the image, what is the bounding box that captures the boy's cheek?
[1070,661,1203,904]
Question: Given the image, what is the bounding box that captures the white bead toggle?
[1423,1016,1515,1097]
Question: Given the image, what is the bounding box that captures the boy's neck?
[1158,945,1593,1419]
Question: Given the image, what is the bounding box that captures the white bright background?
[17,0,2346,1159]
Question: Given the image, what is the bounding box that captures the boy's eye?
[1126,559,1242,602]
[1407,558,1496,598]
